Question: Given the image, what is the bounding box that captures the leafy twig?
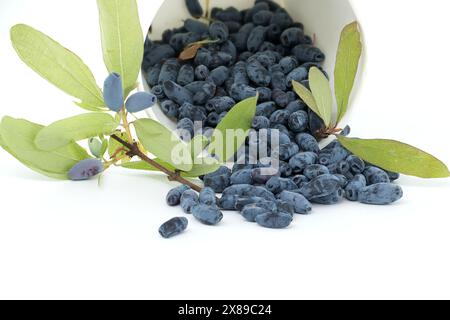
[110,134,203,192]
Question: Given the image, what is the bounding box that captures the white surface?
[0,0,450,300]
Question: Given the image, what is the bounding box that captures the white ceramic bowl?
[140,0,362,129]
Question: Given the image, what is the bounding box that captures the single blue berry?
[103,73,123,112]
[68,159,104,181]
[191,204,223,225]
[159,217,188,239]
[125,92,157,113]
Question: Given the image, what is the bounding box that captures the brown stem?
[111,134,203,193]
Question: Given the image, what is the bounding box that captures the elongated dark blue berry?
[299,174,341,200]
[159,217,188,239]
[180,189,199,214]
[192,204,223,225]
[256,212,293,229]
[278,191,312,214]
[241,204,270,222]
[358,183,403,205]
[103,73,123,112]
[345,174,366,201]
[166,185,190,206]
[125,92,157,113]
[163,81,193,105]
[185,0,204,18]
[363,166,390,185]
[68,159,104,181]
[265,176,297,194]
[199,187,217,206]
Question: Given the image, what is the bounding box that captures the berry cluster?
[144,0,403,237]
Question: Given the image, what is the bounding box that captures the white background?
[1,0,450,300]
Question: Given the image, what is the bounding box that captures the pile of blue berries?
[142,0,403,238]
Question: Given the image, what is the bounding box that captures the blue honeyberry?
[151,85,166,99]
[256,212,293,229]
[270,110,290,125]
[340,125,351,137]
[253,10,274,26]
[260,41,276,52]
[158,59,180,85]
[346,155,366,174]
[178,102,206,122]
[224,21,242,33]
[246,59,271,87]
[232,61,250,85]
[312,189,344,205]
[195,65,210,81]
[159,217,188,239]
[363,166,391,185]
[286,100,307,114]
[256,101,276,117]
[303,164,330,180]
[286,67,308,88]
[241,204,271,222]
[166,185,191,206]
[235,197,269,211]
[199,187,217,206]
[308,109,325,138]
[266,24,282,43]
[318,143,350,166]
[247,25,267,52]
[289,152,318,173]
[288,111,308,133]
[163,81,194,105]
[292,175,308,188]
[203,166,232,193]
[213,7,242,22]
[387,171,401,182]
[252,116,271,130]
[177,118,195,141]
[281,28,304,47]
[160,100,179,119]
[245,2,270,22]
[251,167,280,185]
[68,159,104,181]
[278,191,312,214]
[279,56,299,74]
[265,176,298,194]
[358,183,403,205]
[184,19,209,34]
[256,87,272,102]
[230,169,254,185]
[230,83,257,101]
[205,96,236,114]
[233,23,256,52]
[208,66,230,86]
[143,44,175,67]
[270,11,293,30]
[279,160,293,177]
[276,200,295,217]
[103,73,123,112]
[292,45,325,63]
[295,133,320,153]
[279,143,300,161]
[209,21,229,43]
[219,194,239,210]
[180,189,199,214]
[299,174,341,200]
[345,174,367,201]
[125,92,157,113]
[177,64,195,86]
[271,71,287,91]
[145,64,162,87]
[333,174,349,188]
[185,0,204,18]
[170,32,201,52]
[206,112,220,127]
[192,204,224,225]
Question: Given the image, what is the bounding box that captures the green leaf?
[97,0,144,96]
[309,67,333,127]
[337,136,450,178]
[134,119,193,172]
[10,24,105,112]
[0,116,91,179]
[35,113,119,151]
[335,21,363,123]
[209,95,258,162]
[121,159,221,178]
[292,80,321,117]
